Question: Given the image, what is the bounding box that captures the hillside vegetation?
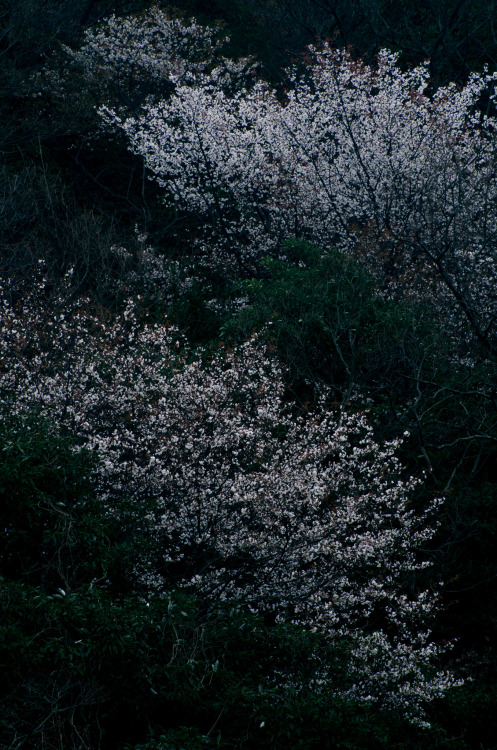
[1,2,497,747]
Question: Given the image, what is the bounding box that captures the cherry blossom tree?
[95,34,497,351]
[0,272,457,723]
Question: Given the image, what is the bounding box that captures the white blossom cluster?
[50,7,254,108]
[98,40,497,347]
[0,277,457,721]
[110,234,195,302]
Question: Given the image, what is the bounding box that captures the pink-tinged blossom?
[0,277,458,722]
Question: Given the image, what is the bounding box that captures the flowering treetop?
[47,7,255,111]
[94,30,497,352]
[0,272,457,723]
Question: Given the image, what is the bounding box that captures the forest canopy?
[1,2,497,748]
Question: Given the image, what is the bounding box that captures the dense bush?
[224,240,440,402]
